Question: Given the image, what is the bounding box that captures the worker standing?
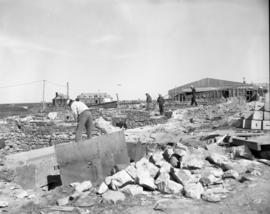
[157,94,165,115]
[68,99,93,142]
[190,85,198,106]
[145,93,152,110]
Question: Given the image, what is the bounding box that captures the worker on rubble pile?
[67,99,93,142]
[157,94,165,115]
[145,93,152,111]
[190,85,198,106]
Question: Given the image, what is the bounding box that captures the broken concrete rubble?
[120,184,144,196]
[102,190,126,204]
[1,98,270,213]
[184,182,204,199]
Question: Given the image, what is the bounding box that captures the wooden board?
[55,131,129,185]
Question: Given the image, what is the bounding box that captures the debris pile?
[96,141,262,203]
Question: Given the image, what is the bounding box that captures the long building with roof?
[168,78,260,102]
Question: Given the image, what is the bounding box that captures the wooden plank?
[55,131,129,185]
[231,137,261,151]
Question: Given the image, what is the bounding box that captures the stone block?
[121,184,144,196]
[171,169,193,185]
[111,170,134,188]
[102,190,126,204]
[135,157,159,178]
[136,168,156,190]
[184,183,204,200]
[157,180,183,194]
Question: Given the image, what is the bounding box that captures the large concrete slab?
[5,146,59,189]
[55,131,130,185]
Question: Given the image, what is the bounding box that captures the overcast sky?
[0,0,268,103]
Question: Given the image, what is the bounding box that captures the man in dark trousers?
[145,93,152,110]
[68,99,93,142]
[190,85,198,106]
[157,94,165,115]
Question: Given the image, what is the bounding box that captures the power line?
[0,80,43,89]
[0,80,67,89]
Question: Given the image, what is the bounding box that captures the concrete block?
[5,146,58,189]
[55,131,129,185]
[255,102,264,111]
[262,121,270,130]
[253,111,263,120]
[264,111,270,120]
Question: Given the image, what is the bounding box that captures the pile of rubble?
[93,140,262,203]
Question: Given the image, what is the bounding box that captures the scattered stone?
[150,151,164,164]
[57,197,70,206]
[169,155,180,168]
[171,169,193,185]
[184,183,204,199]
[97,182,108,194]
[156,179,183,194]
[125,164,137,179]
[74,181,92,193]
[104,176,112,186]
[163,148,174,161]
[155,171,170,184]
[207,153,229,166]
[174,148,187,157]
[200,174,222,186]
[202,192,221,202]
[156,160,172,173]
[121,184,144,196]
[182,157,205,169]
[111,170,134,189]
[200,167,223,186]
[136,168,156,190]
[223,170,239,179]
[102,190,126,204]
[136,157,159,178]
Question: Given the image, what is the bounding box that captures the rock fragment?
[184,183,204,199]
[102,190,126,204]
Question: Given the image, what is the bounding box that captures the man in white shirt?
[68,99,93,142]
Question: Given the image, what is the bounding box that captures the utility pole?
[67,82,69,99]
[42,80,45,112]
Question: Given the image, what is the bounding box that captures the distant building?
[52,92,68,107]
[77,92,113,105]
[168,78,260,102]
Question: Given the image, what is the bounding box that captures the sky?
[0,0,269,103]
